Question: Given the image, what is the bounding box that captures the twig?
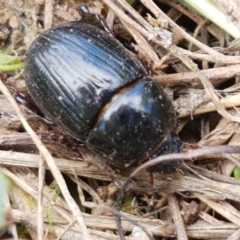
[168,194,188,240]
[56,218,77,240]
[37,154,45,240]
[227,228,240,240]
[195,68,240,123]
[44,0,53,30]
[178,94,240,118]
[126,145,240,185]
[179,49,240,64]
[193,193,240,227]
[154,64,240,86]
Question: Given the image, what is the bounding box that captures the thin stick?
[194,192,240,227]
[154,64,240,86]
[227,228,240,240]
[168,194,188,240]
[44,0,53,30]
[37,154,45,240]
[178,94,240,118]
[128,146,240,178]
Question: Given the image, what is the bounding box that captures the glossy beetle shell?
[25,21,180,168]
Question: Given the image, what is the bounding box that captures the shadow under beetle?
[24,7,182,172]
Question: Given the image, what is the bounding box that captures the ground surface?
[0,0,240,239]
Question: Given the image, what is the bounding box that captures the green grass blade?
[179,0,240,38]
[0,53,24,72]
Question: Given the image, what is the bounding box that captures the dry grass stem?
[168,194,188,240]
[37,154,45,240]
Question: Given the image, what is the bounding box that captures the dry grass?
[0,0,240,239]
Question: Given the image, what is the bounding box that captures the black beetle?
[24,10,182,171]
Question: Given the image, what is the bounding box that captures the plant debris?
[0,0,240,239]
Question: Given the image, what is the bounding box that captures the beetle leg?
[77,5,114,37]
